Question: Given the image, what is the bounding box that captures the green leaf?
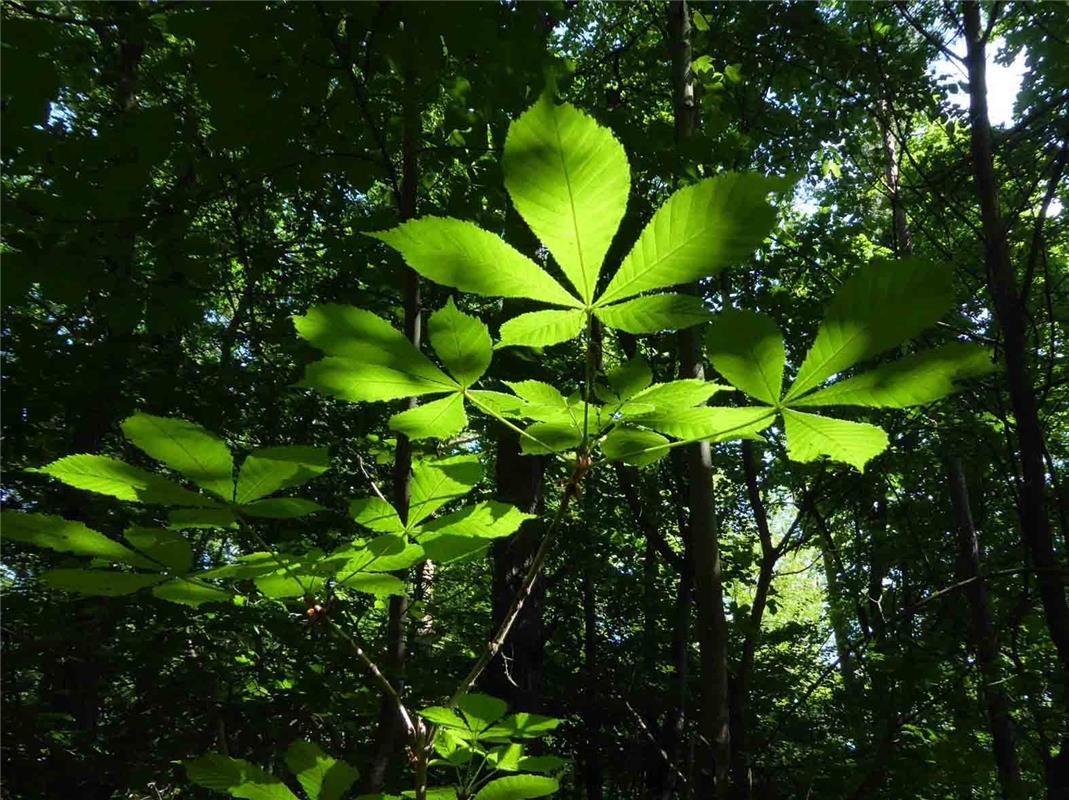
[606,357,653,400]
[124,526,193,572]
[285,741,360,800]
[458,692,508,731]
[503,381,567,407]
[301,359,457,403]
[335,536,424,573]
[389,393,468,441]
[519,421,582,455]
[503,97,629,303]
[594,293,711,334]
[497,713,561,738]
[30,454,218,507]
[467,390,527,418]
[186,754,299,800]
[782,409,889,472]
[419,706,468,729]
[334,572,406,596]
[369,218,581,308]
[516,756,568,773]
[294,305,450,384]
[42,569,164,597]
[487,744,525,772]
[600,428,669,466]
[790,343,995,408]
[429,298,493,387]
[199,552,292,580]
[706,310,785,404]
[2,512,155,568]
[409,454,484,526]
[472,775,559,800]
[785,258,955,401]
[239,498,325,518]
[350,498,405,533]
[597,173,783,306]
[255,572,324,599]
[168,508,239,530]
[629,379,728,411]
[418,534,492,564]
[497,309,587,349]
[152,579,233,607]
[235,446,330,504]
[419,502,534,539]
[120,413,234,500]
[633,406,775,441]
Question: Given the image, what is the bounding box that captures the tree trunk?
[946,458,1022,798]
[667,2,730,794]
[365,40,422,791]
[962,4,1069,791]
[484,434,547,710]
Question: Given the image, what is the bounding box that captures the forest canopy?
[1,2,1067,799]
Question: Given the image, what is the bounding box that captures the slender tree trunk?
[946,458,1022,798]
[365,44,421,791]
[667,2,730,794]
[582,562,604,800]
[484,434,546,710]
[962,5,1069,792]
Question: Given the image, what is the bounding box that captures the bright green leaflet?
[121,412,235,500]
[784,258,955,401]
[429,298,493,388]
[185,754,299,800]
[782,409,890,473]
[124,526,193,572]
[596,173,785,306]
[472,775,559,800]
[497,309,586,349]
[368,217,582,308]
[791,342,995,408]
[29,454,219,507]
[390,393,468,441]
[503,95,629,304]
[593,293,712,334]
[235,445,330,505]
[152,580,233,608]
[42,569,165,596]
[705,309,786,405]
[284,740,360,800]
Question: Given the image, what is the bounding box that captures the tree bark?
[962,4,1069,791]
[484,434,547,710]
[668,2,730,794]
[946,458,1022,798]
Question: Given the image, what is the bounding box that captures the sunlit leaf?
[30,454,218,507]
[497,309,586,349]
[429,298,492,387]
[235,446,330,504]
[594,293,711,333]
[706,310,785,404]
[782,409,889,472]
[121,413,234,500]
[2,512,155,568]
[389,393,468,441]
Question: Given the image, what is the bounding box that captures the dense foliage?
[2,2,1066,799]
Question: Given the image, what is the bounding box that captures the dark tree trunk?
[484,434,547,710]
[946,458,1022,798]
[962,4,1069,792]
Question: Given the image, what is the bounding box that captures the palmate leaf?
[185,754,299,800]
[503,95,629,304]
[285,740,359,800]
[389,393,468,441]
[627,379,728,412]
[2,512,156,568]
[29,454,218,507]
[594,293,711,334]
[472,775,559,800]
[169,508,239,530]
[121,413,235,500]
[368,217,582,308]
[239,498,324,519]
[418,533,493,564]
[785,258,955,401]
[458,692,508,731]
[333,571,407,597]
[606,357,653,399]
[234,445,330,504]
[497,309,586,349]
[782,409,889,472]
[429,298,492,387]
[791,342,995,408]
[335,536,425,573]
[705,310,785,405]
[519,420,583,455]
[596,173,785,306]
[350,497,406,533]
